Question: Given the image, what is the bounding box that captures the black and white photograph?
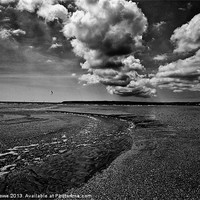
[0,0,200,199]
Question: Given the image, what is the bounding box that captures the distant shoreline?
[0,101,199,106]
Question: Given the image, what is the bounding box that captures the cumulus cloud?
[79,73,100,84]
[17,0,69,22]
[79,69,156,97]
[152,12,200,93]
[152,13,200,93]
[171,13,200,53]
[63,0,153,97]
[63,0,147,64]
[151,49,200,92]
[0,0,156,98]
[37,3,68,22]
[107,78,156,98]
[0,0,69,22]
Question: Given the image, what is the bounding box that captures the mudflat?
[0,103,200,199]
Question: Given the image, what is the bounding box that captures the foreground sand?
[0,103,200,199]
[66,105,200,199]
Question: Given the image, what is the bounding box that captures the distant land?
[0,101,199,106]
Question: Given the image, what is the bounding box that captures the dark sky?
[0,0,200,102]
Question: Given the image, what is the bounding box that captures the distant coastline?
[0,101,199,106]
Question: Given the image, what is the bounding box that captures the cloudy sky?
[0,0,200,102]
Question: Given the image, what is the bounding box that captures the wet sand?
[0,103,200,199]
[0,103,133,198]
[65,105,200,200]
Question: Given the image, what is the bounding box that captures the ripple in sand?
[0,151,18,158]
[0,164,17,177]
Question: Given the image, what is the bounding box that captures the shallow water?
[0,107,133,194]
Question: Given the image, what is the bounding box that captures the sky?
[0,0,200,102]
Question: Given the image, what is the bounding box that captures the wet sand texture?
[0,103,200,199]
[0,104,133,196]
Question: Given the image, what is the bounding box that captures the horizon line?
[0,100,199,105]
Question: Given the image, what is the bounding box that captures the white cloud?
[0,28,11,39]
[63,0,150,97]
[37,3,68,22]
[79,73,100,85]
[46,59,54,63]
[0,0,157,98]
[71,73,76,77]
[17,0,68,22]
[153,21,166,31]
[106,82,156,98]
[178,8,186,11]
[17,0,41,12]
[80,68,157,97]
[50,43,62,49]
[152,12,200,93]
[151,49,200,92]
[153,54,167,61]
[122,56,145,71]
[0,36,18,51]
[12,29,26,36]
[0,28,26,50]
[0,28,26,39]
[63,0,147,67]
[171,13,200,53]
[173,89,183,93]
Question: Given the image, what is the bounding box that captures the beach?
[0,103,200,199]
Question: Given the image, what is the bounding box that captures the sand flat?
[0,103,200,199]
